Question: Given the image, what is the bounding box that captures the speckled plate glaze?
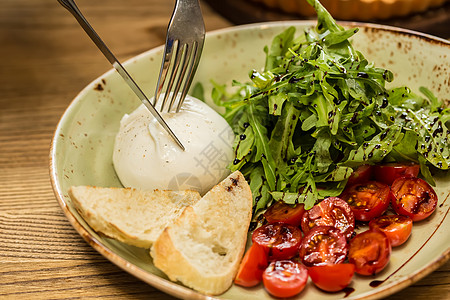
[50,21,450,300]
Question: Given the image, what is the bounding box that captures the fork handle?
[57,0,117,64]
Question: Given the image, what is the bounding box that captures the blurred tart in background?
[250,0,448,20]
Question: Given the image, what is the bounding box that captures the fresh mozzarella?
[113,95,235,195]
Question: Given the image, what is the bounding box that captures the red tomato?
[374,163,420,185]
[348,229,391,275]
[369,214,413,247]
[252,222,302,261]
[234,244,268,287]
[262,260,308,298]
[301,197,355,240]
[347,164,373,186]
[298,225,348,267]
[309,263,355,292]
[340,181,391,221]
[391,177,438,221]
[264,201,305,227]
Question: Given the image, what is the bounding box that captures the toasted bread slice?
[69,186,201,248]
[150,171,253,295]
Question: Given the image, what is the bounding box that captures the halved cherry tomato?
[252,222,302,261]
[391,177,438,222]
[348,229,391,275]
[347,164,373,186]
[340,181,391,221]
[264,201,305,227]
[369,214,413,247]
[299,225,348,267]
[234,244,268,287]
[262,260,308,298]
[301,197,355,240]
[374,163,420,185]
[309,263,355,292]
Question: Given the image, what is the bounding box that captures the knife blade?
[58,0,185,151]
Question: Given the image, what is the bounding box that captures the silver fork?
[154,0,205,113]
[57,0,185,150]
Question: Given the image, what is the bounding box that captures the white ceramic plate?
[50,21,450,300]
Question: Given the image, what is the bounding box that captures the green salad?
[210,0,449,217]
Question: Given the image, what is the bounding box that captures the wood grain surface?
[0,0,448,299]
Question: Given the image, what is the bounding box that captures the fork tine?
[154,39,175,108]
[160,41,184,112]
[176,41,200,112]
[155,0,205,114]
[168,43,194,112]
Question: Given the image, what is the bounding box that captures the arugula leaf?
[248,102,277,190]
[271,174,318,210]
[191,82,205,102]
[391,129,419,162]
[265,27,296,71]
[343,125,402,166]
[249,165,272,213]
[214,0,449,219]
[407,109,449,169]
[268,101,300,165]
[418,154,436,186]
[420,86,442,111]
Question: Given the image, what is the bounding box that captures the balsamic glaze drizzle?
[369,192,450,288]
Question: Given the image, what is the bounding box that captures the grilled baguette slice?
[69,186,201,248]
[150,171,253,295]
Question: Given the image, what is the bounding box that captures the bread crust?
[69,186,201,248]
[150,171,253,295]
[69,171,253,295]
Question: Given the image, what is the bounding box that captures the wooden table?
[0,0,448,299]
